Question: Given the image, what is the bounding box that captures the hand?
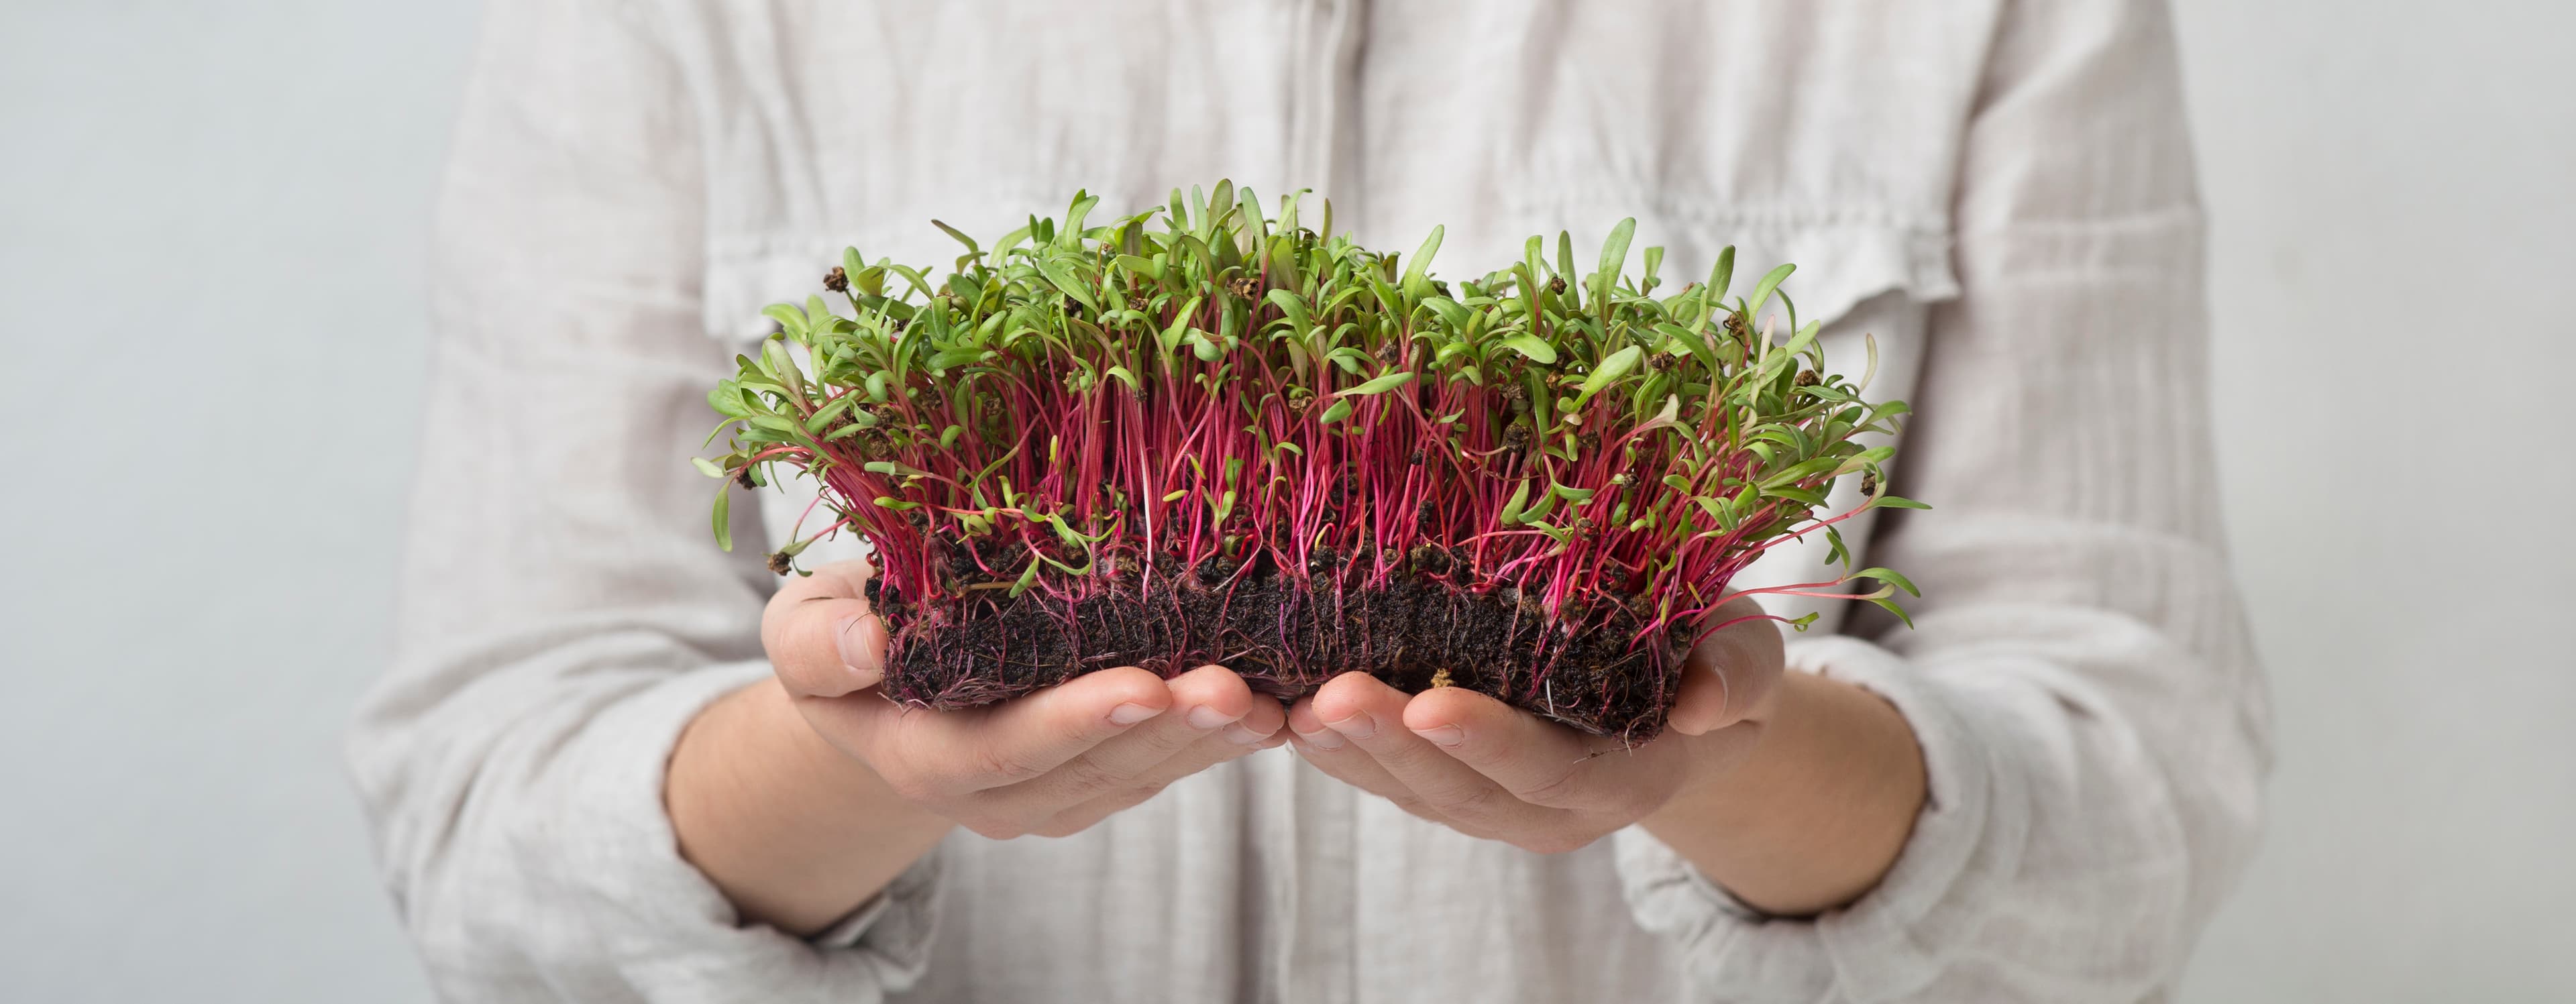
[765,559,1291,840]
[1282,594,1786,854]
[676,558,1297,933]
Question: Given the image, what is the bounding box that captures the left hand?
[1285,594,1786,854]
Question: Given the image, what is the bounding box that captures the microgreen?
[700,184,1920,723]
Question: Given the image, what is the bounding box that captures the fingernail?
[1186,705,1237,730]
[1293,726,1346,750]
[1412,724,1465,747]
[835,614,881,677]
[1223,722,1268,745]
[1324,711,1378,740]
[1109,703,1163,726]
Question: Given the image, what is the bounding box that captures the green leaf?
[761,339,805,395]
[1654,322,1716,372]
[1872,494,1932,510]
[1039,259,1097,313]
[1519,485,1560,524]
[761,303,808,336]
[863,460,908,476]
[1346,370,1416,396]
[926,348,987,371]
[711,486,733,553]
[1550,482,1596,503]
[1851,567,1921,597]
[804,394,858,433]
[1420,295,1471,331]
[1830,445,1896,478]
[1008,553,1043,598]
[1762,485,1829,507]
[1575,345,1644,407]
[1499,480,1532,524]
[1593,217,1635,303]
[1399,225,1445,296]
[1780,319,1820,361]
[1319,399,1354,424]
[1744,262,1795,323]
[691,457,727,479]
[1116,254,1163,283]
[1554,231,1580,311]
[930,219,980,256]
[1867,596,1917,629]
[1264,288,1310,333]
[744,413,800,436]
[1497,335,1558,364]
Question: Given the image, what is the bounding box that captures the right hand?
[763,559,1289,840]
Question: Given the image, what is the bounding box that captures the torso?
[681,2,1997,998]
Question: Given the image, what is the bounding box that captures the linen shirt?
[347,1,2271,1001]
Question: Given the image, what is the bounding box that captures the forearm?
[1642,671,1927,915]
[666,678,953,936]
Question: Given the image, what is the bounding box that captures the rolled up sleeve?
[1615,1,2271,999]
[342,0,936,998]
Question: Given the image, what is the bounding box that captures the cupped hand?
[764,560,1289,840]
[1282,594,1786,854]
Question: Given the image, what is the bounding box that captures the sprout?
[698,183,1921,738]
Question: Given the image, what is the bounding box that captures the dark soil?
[868,554,1688,740]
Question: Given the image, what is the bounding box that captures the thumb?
[760,559,891,699]
[1665,594,1787,736]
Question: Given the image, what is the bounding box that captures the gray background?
[1,1,2567,1001]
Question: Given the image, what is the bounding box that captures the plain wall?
[2174,2,2576,999]
[0,3,464,1001]
[1,2,2567,1001]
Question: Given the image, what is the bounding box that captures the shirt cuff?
[515,659,941,999]
[1613,635,2031,1002]
[809,845,944,963]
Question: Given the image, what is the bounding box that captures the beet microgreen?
[700,183,1921,737]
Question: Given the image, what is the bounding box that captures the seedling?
[700,184,1921,739]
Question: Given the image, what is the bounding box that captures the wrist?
[668,679,951,934]
[1642,670,1927,915]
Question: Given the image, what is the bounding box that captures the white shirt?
[348,1,2271,1001]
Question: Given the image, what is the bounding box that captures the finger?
[761,559,889,699]
[1667,593,1788,736]
[1283,695,1458,822]
[851,666,1173,797]
[975,665,1276,812]
[1401,685,1679,814]
[1309,673,1567,834]
[1036,707,1291,836]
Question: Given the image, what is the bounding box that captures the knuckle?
[1386,794,1444,824]
[1432,781,1509,820]
[873,763,943,805]
[968,741,1049,784]
[1046,759,1124,801]
[1515,765,1589,809]
[1608,784,1667,820]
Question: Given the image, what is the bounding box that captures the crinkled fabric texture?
[348,0,2269,1001]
